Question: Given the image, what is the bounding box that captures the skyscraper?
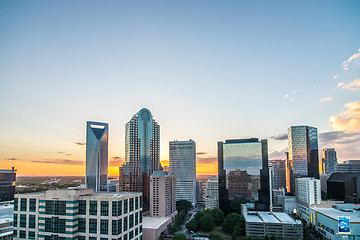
[0,167,16,201]
[218,138,270,213]
[287,126,319,193]
[320,148,337,174]
[119,108,162,210]
[86,121,108,192]
[169,140,196,206]
[269,159,286,190]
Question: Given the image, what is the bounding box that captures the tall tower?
[287,125,319,193]
[86,121,108,192]
[169,140,197,206]
[119,108,162,211]
[320,148,337,174]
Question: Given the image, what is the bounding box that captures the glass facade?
[119,108,162,211]
[218,138,270,213]
[45,200,66,215]
[320,148,337,174]
[86,121,109,192]
[0,168,16,201]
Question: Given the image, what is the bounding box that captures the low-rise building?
[14,189,142,240]
[205,176,218,209]
[245,212,302,239]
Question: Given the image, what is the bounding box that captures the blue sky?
[0,1,359,175]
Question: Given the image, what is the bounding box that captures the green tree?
[210,208,225,225]
[199,214,215,232]
[174,233,187,240]
[264,236,270,240]
[176,200,193,213]
[213,232,222,240]
[222,213,243,234]
[270,236,277,240]
[232,232,237,240]
[304,228,312,240]
[234,221,245,236]
[194,211,205,223]
[186,219,198,232]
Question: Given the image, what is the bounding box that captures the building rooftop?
[151,171,169,177]
[142,216,171,230]
[314,208,360,222]
[16,189,142,198]
[245,211,300,224]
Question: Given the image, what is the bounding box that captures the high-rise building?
[320,148,337,174]
[196,181,203,202]
[218,138,270,212]
[205,176,219,209]
[269,159,286,190]
[169,140,196,206]
[13,189,143,240]
[86,121,108,192]
[295,177,321,205]
[119,108,162,211]
[336,160,360,173]
[149,171,176,218]
[0,167,16,201]
[287,126,319,193]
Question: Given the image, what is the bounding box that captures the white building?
[14,189,142,240]
[205,176,218,209]
[169,140,196,206]
[295,177,321,221]
[150,171,176,218]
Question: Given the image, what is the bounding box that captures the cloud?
[284,94,289,98]
[290,97,294,102]
[197,156,217,165]
[271,133,288,141]
[342,49,360,70]
[329,101,360,132]
[337,79,360,91]
[291,90,297,94]
[196,152,206,155]
[269,147,288,160]
[109,156,124,167]
[32,159,84,165]
[75,142,86,146]
[334,75,339,79]
[4,157,17,160]
[319,97,332,103]
[319,131,360,144]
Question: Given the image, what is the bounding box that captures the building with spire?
[86,121,108,192]
[119,108,162,211]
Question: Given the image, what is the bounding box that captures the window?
[112,201,122,216]
[140,196,143,208]
[20,198,27,211]
[90,201,97,215]
[124,216,128,231]
[124,199,128,214]
[135,212,138,225]
[89,219,97,234]
[129,198,134,212]
[44,218,66,233]
[45,201,66,215]
[79,200,86,215]
[29,199,36,212]
[101,201,109,216]
[135,227,138,236]
[20,214,26,228]
[129,230,134,240]
[14,214,17,227]
[124,234,128,240]
[89,237,97,240]
[78,237,85,240]
[29,215,36,228]
[78,218,86,233]
[135,197,138,210]
[13,230,17,238]
[100,219,108,235]
[140,225,142,233]
[28,231,35,239]
[140,211,142,223]
[112,220,118,235]
[19,230,26,239]
[118,219,122,234]
[129,214,134,228]
[14,198,18,211]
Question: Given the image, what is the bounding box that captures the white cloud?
[291,90,296,94]
[337,79,360,91]
[329,101,360,132]
[342,49,360,70]
[284,94,289,98]
[334,75,339,79]
[290,97,294,102]
[319,97,332,103]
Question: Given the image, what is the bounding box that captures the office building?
[272,188,285,206]
[14,189,142,240]
[336,160,360,173]
[218,138,270,212]
[269,159,286,190]
[327,173,360,202]
[245,212,302,240]
[320,148,337,174]
[287,126,319,193]
[0,203,14,239]
[169,140,196,206]
[295,177,321,221]
[0,167,16,201]
[205,176,218,209]
[86,121,108,192]
[149,171,176,218]
[119,108,162,211]
[196,181,203,202]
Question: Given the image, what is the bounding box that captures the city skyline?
[1,1,360,176]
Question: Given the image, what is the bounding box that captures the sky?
[0,1,360,176]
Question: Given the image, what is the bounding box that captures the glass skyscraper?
[218,138,270,213]
[287,125,319,193]
[169,140,196,206]
[119,108,162,211]
[86,121,108,192]
[320,148,337,174]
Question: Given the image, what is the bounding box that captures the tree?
[199,214,215,232]
[232,232,237,240]
[234,222,245,236]
[222,213,243,234]
[186,219,198,232]
[270,236,277,240]
[174,233,187,240]
[304,228,312,240]
[176,200,193,213]
[213,232,222,240]
[194,211,205,223]
[210,208,225,225]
